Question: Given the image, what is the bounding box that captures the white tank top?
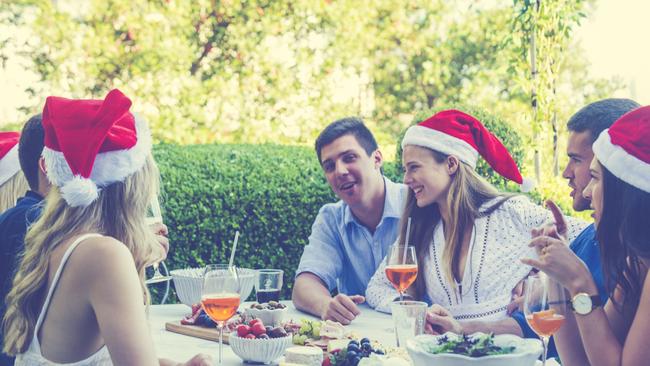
[15,233,113,366]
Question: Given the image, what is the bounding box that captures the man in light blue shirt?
[292,117,407,324]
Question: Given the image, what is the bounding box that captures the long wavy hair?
[401,148,513,301]
[0,172,29,212]
[2,155,162,355]
[597,161,650,313]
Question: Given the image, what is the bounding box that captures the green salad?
[422,333,516,357]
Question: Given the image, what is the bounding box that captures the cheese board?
[165,321,231,344]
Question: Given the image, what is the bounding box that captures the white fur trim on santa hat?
[593,128,650,193]
[0,144,20,187]
[402,125,479,168]
[43,115,152,205]
[60,176,100,207]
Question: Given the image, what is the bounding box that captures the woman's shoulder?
[480,194,534,214]
[68,235,135,275]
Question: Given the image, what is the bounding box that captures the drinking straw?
[402,217,412,264]
[228,230,240,268]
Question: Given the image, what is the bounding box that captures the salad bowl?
[406,332,543,366]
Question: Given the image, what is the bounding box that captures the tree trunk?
[531,0,541,183]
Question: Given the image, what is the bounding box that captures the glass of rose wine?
[202,264,241,364]
[524,274,567,366]
[385,245,418,301]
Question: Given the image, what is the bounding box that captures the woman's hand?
[425,304,463,335]
[521,235,592,294]
[181,354,213,366]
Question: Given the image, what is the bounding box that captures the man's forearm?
[292,273,331,318]
[461,317,523,337]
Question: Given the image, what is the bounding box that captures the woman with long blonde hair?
[2,90,211,366]
[366,109,586,334]
[0,132,29,213]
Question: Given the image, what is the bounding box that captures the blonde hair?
[2,155,162,355]
[400,149,513,301]
[0,172,29,212]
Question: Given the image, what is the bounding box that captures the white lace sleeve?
[507,196,588,242]
[365,257,400,313]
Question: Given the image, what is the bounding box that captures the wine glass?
[145,195,172,285]
[523,274,567,366]
[202,264,241,364]
[384,245,418,301]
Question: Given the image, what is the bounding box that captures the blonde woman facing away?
[0,132,28,213]
[366,110,586,335]
[2,90,211,366]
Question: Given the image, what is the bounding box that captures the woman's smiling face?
[402,145,453,207]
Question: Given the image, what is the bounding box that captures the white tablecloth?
[150,302,395,365]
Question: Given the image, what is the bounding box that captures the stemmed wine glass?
[524,274,567,366]
[202,264,241,364]
[385,245,418,301]
[145,195,172,285]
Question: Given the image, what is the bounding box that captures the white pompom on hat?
[41,89,152,207]
[402,109,534,192]
[0,131,21,186]
[593,105,650,193]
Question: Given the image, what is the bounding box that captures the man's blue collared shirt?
[296,177,407,296]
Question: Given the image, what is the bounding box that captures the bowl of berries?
[230,318,293,364]
[245,301,288,326]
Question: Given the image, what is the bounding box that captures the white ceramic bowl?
[170,267,256,306]
[229,333,293,364]
[244,306,288,326]
[406,332,543,366]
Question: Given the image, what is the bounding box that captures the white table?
[150,302,395,365]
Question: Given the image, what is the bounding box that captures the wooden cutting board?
[165,321,231,344]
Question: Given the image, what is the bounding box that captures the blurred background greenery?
[2,0,623,218]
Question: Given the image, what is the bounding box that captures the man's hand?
[149,222,169,262]
[320,294,365,325]
[425,304,462,335]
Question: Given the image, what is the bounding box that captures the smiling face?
[562,131,595,212]
[582,158,604,226]
[319,134,383,208]
[402,145,453,208]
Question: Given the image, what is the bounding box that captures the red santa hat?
[42,89,152,207]
[0,131,21,186]
[402,109,533,192]
[593,105,650,193]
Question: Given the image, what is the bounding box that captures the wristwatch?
[571,292,602,315]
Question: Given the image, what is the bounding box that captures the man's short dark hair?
[567,98,640,142]
[315,117,379,163]
[18,114,44,191]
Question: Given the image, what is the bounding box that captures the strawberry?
[249,318,263,328]
[236,324,251,337]
[244,333,256,339]
[251,322,266,336]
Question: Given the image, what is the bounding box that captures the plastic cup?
[391,300,427,347]
[255,269,283,303]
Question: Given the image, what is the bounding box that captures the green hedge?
[152,107,523,302]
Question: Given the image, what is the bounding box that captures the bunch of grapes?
[328,338,385,366]
[292,319,322,345]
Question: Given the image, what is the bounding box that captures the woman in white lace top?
[365,110,586,327]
